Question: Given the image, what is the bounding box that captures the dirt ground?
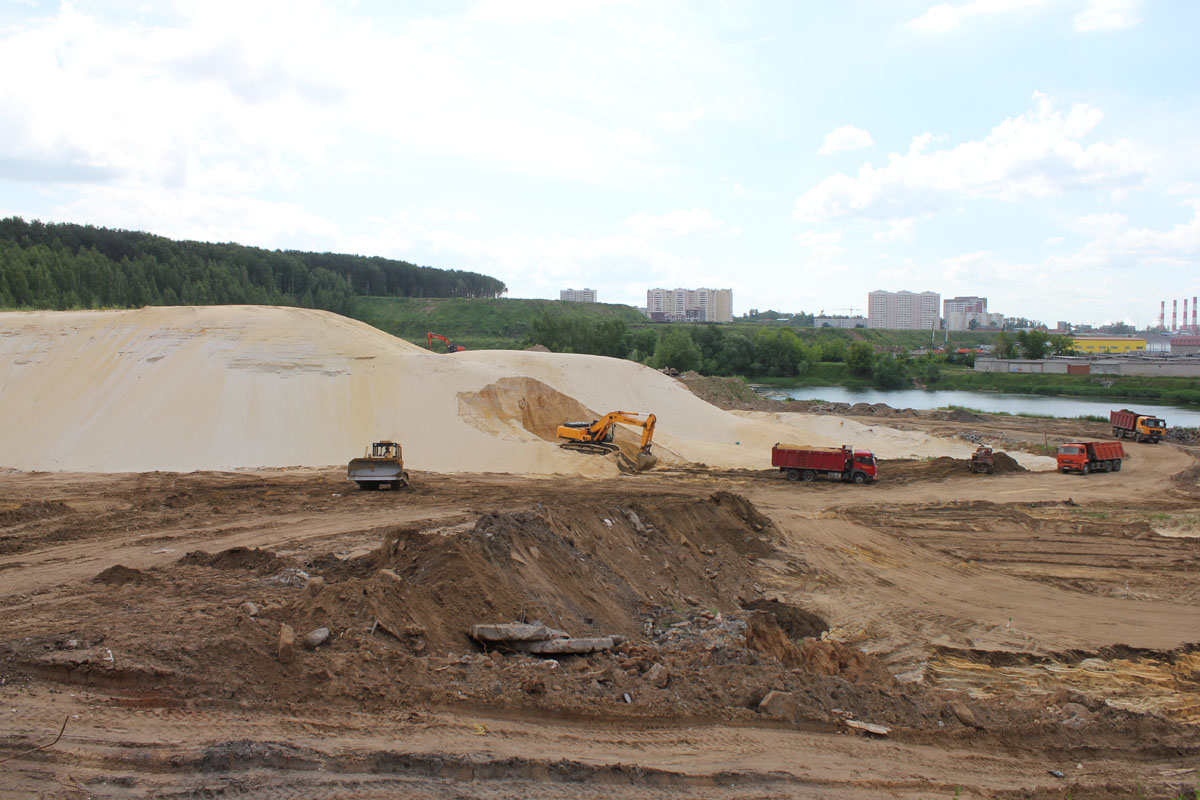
[3,414,1200,799]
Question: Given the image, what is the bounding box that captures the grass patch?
[936,405,1110,423]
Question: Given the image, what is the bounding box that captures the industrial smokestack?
[1186,299,1190,334]
[1194,296,1198,334]
[1173,299,1178,331]
[1160,300,1166,330]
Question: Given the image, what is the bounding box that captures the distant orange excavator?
[427,332,466,353]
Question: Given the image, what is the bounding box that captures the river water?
[753,385,1200,428]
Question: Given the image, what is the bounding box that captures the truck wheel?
[786,469,800,481]
[802,470,816,482]
[1113,460,1122,471]
[1081,464,1089,475]
[1113,427,1121,437]
[852,472,867,485]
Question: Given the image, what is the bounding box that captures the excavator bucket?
[635,451,657,472]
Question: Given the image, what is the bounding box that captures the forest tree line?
[0,217,506,313]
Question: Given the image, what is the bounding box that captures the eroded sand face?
[0,306,1044,473]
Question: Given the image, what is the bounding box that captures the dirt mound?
[991,451,1026,473]
[290,492,776,654]
[93,564,158,586]
[0,500,72,527]
[178,546,294,573]
[743,599,828,639]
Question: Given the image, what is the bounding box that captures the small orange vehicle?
[1056,441,1124,475]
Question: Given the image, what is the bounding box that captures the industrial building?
[559,288,597,303]
[645,288,733,323]
[1159,297,1199,333]
[867,290,939,330]
[813,315,867,329]
[976,355,1200,377]
[1171,335,1200,355]
[1070,335,1147,354]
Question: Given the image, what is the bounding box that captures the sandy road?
[740,440,1200,660]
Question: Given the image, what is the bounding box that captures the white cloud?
[659,106,706,130]
[1047,201,1200,271]
[0,0,757,200]
[906,0,1050,33]
[874,218,916,243]
[52,184,341,251]
[907,0,1141,34]
[1073,0,1141,31]
[819,125,874,156]
[794,93,1145,221]
[623,208,729,237]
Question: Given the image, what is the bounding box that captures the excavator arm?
[556,411,657,471]
[426,332,466,353]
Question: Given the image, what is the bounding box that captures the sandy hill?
[0,306,1028,473]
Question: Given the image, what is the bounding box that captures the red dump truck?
[1110,409,1166,443]
[1056,441,1125,475]
[772,444,877,484]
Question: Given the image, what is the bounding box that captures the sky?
[1,0,1199,327]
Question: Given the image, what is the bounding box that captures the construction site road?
[2,431,1199,799]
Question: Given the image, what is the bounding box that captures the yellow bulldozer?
[556,411,657,473]
[347,441,411,490]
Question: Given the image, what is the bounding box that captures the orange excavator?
[556,411,657,472]
[427,332,466,353]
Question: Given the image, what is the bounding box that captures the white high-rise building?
[645,288,733,322]
[867,290,940,330]
[560,288,597,303]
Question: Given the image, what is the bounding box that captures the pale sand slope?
[0,306,1037,474]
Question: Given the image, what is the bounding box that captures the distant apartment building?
[943,296,987,316]
[867,290,940,330]
[814,315,867,329]
[942,296,1001,330]
[559,288,597,303]
[645,288,733,323]
[946,311,1004,331]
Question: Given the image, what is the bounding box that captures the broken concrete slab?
[470,623,568,643]
[515,637,615,655]
[757,690,799,722]
[845,719,890,736]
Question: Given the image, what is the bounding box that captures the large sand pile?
[0,306,1044,473]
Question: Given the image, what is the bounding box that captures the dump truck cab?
[852,450,878,481]
[1134,416,1166,442]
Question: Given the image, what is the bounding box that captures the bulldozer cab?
[370,441,401,459]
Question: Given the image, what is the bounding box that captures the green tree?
[994,331,1016,359]
[915,355,942,385]
[651,327,703,372]
[1049,334,1077,356]
[819,337,847,363]
[1016,329,1050,359]
[872,354,909,389]
[846,341,875,376]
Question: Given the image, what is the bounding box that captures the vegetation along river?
[754,386,1200,428]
